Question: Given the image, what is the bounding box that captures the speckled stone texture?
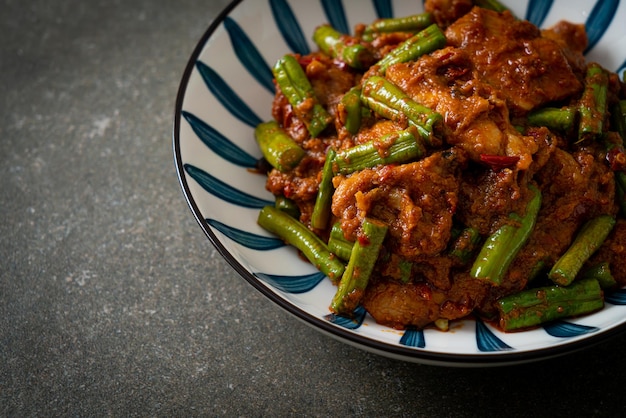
[2,0,626,416]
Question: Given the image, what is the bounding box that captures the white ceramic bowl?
[174,0,626,366]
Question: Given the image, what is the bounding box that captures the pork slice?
[331,148,466,260]
[445,7,583,114]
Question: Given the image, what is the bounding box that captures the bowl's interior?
[174,0,626,365]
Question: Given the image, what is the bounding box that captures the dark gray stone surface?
[2,0,626,416]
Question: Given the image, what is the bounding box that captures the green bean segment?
[328,222,354,261]
[448,227,482,266]
[362,13,433,41]
[497,278,604,331]
[274,195,300,219]
[578,63,608,142]
[340,87,363,134]
[258,206,345,282]
[549,215,616,286]
[313,25,372,69]
[527,107,577,132]
[361,76,442,143]
[255,121,305,172]
[311,148,336,230]
[333,127,425,175]
[375,24,446,74]
[471,186,542,285]
[330,218,388,315]
[580,262,617,290]
[272,54,332,138]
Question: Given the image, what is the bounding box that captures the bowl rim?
[172,0,626,366]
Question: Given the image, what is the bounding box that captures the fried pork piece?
[362,280,441,329]
[331,147,466,260]
[528,147,617,264]
[386,47,541,170]
[541,20,588,75]
[456,127,555,235]
[457,165,527,235]
[362,273,490,329]
[424,0,473,28]
[445,7,583,115]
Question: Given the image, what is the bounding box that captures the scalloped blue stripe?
[543,320,598,338]
[184,164,274,208]
[321,0,349,34]
[270,0,310,55]
[195,62,263,128]
[400,328,425,348]
[525,0,553,27]
[182,111,257,168]
[476,319,512,352]
[584,0,619,53]
[206,218,284,250]
[324,305,367,329]
[373,0,393,19]
[605,288,626,305]
[254,271,326,293]
[223,17,275,94]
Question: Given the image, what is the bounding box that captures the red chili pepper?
[282,104,294,128]
[283,183,293,198]
[479,154,520,170]
[607,146,626,171]
[357,235,371,246]
[438,50,454,61]
[298,56,314,69]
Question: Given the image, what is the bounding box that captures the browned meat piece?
[424,0,473,28]
[543,20,588,52]
[445,7,583,115]
[386,47,542,170]
[306,54,359,116]
[361,280,442,329]
[332,148,466,260]
[530,147,617,264]
[362,273,491,329]
[374,250,453,290]
[265,150,332,226]
[352,119,406,148]
[541,20,588,75]
[456,127,555,234]
[457,166,527,235]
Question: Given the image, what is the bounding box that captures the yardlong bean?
[549,215,616,287]
[258,206,345,282]
[255,121,305,172]
[497,278,604,331]
[272,54,332,138]
[361,76,442,144]
[330,218,388,315]
[471,186,542,286]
